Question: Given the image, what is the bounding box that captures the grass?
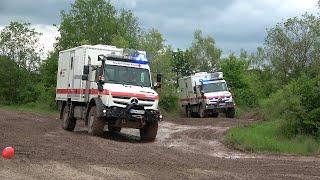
[0,102,58,116]
[224,120,320,155]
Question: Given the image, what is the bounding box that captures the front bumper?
[102,105,160,128]
[205,102,235,110]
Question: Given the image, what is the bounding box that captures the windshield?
[104,65,151,87]
[203,82,228,93]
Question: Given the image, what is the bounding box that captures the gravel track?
[1,108,320,180]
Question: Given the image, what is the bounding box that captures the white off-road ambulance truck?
[56,45,162,141]
[178,72,235,118]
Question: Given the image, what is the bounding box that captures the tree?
[265,13,320,83]
[189,30,222,72]
[115,9,141,48]
[249,47,267,70]
[57,0,141,50]
[171,49,194,83]
[139,28,169,82]
[0,22,42,71]
[0,56,20,104]
[139,28,165,61]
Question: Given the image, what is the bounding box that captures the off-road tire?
[186,106,192,118]
[108,125,121,133]
[88,106,105,136]
[212,112,219,118]
[140,122,158,141]
[61,104,76,131]
[199,104,208,118]
[226,108,235,118]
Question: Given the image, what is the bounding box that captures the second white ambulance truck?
[178,72,235,118]
[56,45,161,141]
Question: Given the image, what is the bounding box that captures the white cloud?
[0,0,319,56]
[32,25,59,55]
[131,0,319,54]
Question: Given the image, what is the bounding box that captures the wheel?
[186,106,192,118]
[199,104,208,118]
[212,112,219,118]
[88,106,105,136]
[226,108,235,118]
[108,125,121,133]
[140,122,158,141]
[61,103,76,131]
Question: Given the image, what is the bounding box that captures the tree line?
[0,0,320,139]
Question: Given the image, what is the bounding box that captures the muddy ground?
[1,108,320,180]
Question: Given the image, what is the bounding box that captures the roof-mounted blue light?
[132,53,149,64]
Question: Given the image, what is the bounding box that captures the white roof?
[59,45,146,55]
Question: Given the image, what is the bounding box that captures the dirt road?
[1,108,320,180]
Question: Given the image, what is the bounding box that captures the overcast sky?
[0,0,318,55]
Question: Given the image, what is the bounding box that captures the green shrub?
[0,56,41,104]
[234,88,258,108]
[158,84,179,112]
[262,75,320,137]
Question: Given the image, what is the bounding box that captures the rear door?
[68,51,75,98]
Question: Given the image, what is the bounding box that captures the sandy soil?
[1,108,320,180]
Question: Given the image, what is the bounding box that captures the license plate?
[130,109,145,115]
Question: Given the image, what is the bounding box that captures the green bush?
[36,85,57,108]
[220,55,260,108]
[158,84,179,112]
[262,75,320,137]
[0,56,20,104]
[234,88,258,108]
[0,56,41,104]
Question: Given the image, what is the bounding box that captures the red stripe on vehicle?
[56,89,159,100]
[179,96,225,102]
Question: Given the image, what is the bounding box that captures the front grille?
[113,98,154,107]
[113,96,131,99]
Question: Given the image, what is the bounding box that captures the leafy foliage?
[0,22,43,71]
[189,30,222,72]
[0,56,39,104]
[57,0,140,50]
[262,75,320,137]
[265,13,320,83]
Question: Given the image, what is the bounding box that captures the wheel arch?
[86,97,105,122]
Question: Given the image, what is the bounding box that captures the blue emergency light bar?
[131,53,149,64]
[104,53,149,64]
[200,79,223,84]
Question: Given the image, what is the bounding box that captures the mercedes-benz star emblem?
[130,98,139,105]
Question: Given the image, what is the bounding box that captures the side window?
[95,67,101,81]
[105,68,115,82]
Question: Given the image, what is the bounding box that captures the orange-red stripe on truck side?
[56,89,159,100]
[179,96,226,102]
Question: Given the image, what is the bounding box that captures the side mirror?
[97,82,104,91]
[98,55,105,61]
[153,82,161,89]
[156,73,162,83]
[82,74,88,81]
[83,65,89,75]
[154,73,162,89]
[199,83,204,95]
